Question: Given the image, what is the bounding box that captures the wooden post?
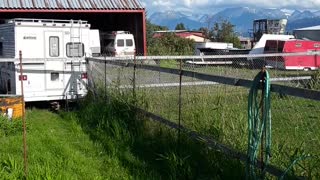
[19,51,28,177]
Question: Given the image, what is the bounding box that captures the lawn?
[1,65,319,179]
[0,98,248,179]
[0,109,153,179]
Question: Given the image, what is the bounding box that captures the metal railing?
[87,52,320,178]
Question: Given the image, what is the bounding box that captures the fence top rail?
[87,59,320,101]
[87,51,320,61]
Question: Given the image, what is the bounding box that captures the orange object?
[0,95,24,119]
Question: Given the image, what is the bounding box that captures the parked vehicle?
[264,39,320,70]
[100,31,135,57]
[0,18,100,102]
[186,42,250,66]
[247,34,294,68]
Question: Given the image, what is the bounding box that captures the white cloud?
[141,0,320,14]
[183,0,209,7]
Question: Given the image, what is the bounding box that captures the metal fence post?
[133,55,137,104]
[177,59,183,178]
[19,51,28,177]
[104,56,107,99]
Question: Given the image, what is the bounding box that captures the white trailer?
[0,18,100,102]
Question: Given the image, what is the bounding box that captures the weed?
[0,117,23,137]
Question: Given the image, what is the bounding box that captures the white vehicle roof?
[7,18,90,28]
[249,34,294,55]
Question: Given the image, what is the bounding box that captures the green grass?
[75,91,247,179]
[185,64,315,80]
[160,60,180,69]
[137,84,320,178]
[1,79,319,179]
[0,109,148,179]
[0,93,247,179]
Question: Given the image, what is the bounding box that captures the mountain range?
[148,7,320,37]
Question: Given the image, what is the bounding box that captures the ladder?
[67,20,83,103]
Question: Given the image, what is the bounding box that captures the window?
[49,36,59,57]
[117,39,124,47]
[66,42,84,57]
[51,72,59,81]
[126,39,133,47]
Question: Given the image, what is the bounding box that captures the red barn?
[153,30,207,42]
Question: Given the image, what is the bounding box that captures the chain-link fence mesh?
[87,52,320,178]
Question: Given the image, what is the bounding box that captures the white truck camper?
[100,31,136,57]
[0,18,101,102]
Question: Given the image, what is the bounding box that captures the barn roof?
[0,0,144,10]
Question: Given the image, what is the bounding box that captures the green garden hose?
[247,70,272,179]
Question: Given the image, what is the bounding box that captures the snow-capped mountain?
[289,10,315,21]
[148,7,320,36]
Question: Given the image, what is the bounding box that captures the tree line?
[147,19,242,55]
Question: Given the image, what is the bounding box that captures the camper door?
[44,32,65,90]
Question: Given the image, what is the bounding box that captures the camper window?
[117,39,124,47]
[51,72,59,81]
[66,42,84,57]
[126,39,133,47]
[49,36,59,57]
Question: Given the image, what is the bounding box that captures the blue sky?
[140,0,320,14]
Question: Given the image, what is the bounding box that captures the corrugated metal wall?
[0,0,146,54]
[0,24,15,58]
[0,0,144,10]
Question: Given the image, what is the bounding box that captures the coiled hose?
[247,69,272,179]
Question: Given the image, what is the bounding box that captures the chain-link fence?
[87,52,320,179]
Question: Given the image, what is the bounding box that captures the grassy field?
[1,66,319,179]
[136,84,320,178]
[0,96,248,179]
[1,109,148,179]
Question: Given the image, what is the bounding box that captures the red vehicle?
[264,39,320,70]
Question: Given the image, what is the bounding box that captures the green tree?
[199,19,241,48]
[198,27,212,41]
[147,33,195,55]
[210,19,242,48]
[146,20,168,46]
[175,23,186,30]
[146,21,194,55]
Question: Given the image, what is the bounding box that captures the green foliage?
[148,33,195,55]
[198,27,211,40]
[0,117,23,137]
[146,21,194,55]
[1,74,319,179]
[139,83,320,178]
[0,155,24,179]
[211,19,242,48]
[175,23,186,30]
[146,20,168,46]
[0,109,139,179]
[159,59,179,68]
[307,70,320,90]
[199,19,242,48]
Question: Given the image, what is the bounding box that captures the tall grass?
[137,84,320,178]
[0,108,145,179]
[76,89,247,179]
[1,76,319,179]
